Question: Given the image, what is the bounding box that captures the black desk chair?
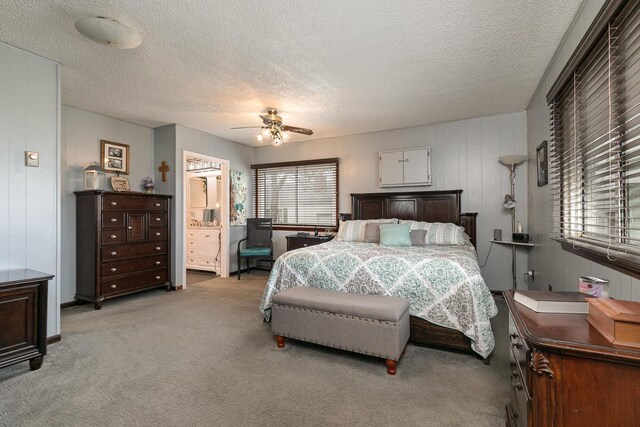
[237,218,273,280]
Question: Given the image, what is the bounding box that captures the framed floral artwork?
[101,140,130,175]
[230,170,247,226]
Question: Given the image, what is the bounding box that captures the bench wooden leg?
[276,335,285,348]
[385,359,397,375]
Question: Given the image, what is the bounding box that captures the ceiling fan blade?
[259,115,274,126]
[230,126,263,129]
[282,125,313,135]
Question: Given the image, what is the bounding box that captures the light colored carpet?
[0,273,509,426]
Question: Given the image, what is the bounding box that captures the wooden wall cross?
[158,161,170,182]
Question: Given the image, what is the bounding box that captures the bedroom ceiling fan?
[231,108,313,146]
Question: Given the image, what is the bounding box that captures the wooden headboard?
[346,190,478,247]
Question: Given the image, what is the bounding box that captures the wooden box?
[587,298,640,350]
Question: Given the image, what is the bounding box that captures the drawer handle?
[110,201,117,206]
[511,371,519,380]
[512,342,523,350]
[205,234,210,237]
[111,251,117,256]
[155,261,161,265]
[509,333,518,340]
[110,234,117,239]
[156,232,161,236]
[110,284,117,289]
[110,218,117,222]
[511,379,523,391]
[127,226,132,230]
[110,268,117,272]
[155,217,161,221]
[155,275,161,280]
[156,246,161,251]
[155,203,161,207]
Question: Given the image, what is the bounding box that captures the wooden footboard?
[409,316,473,353]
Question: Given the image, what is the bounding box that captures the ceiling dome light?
[75,17,142,49]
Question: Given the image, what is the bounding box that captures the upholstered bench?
[271,287,410,375]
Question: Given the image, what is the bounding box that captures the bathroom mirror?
[189,177,207,208]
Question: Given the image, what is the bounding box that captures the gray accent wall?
[527,0,640,301]
[254,112,528,291]
[153,124,253,286]
[0,42,60,336]
[60,106,155,303]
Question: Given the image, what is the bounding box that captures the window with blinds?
[548,0,640,275]
[252,158,339,228]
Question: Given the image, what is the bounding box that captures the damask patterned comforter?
[259,241,498,358]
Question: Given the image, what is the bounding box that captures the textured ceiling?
[0,0,583,146]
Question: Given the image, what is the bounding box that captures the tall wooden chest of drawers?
[74,191,173,309]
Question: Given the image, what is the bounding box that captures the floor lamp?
[499,155,527,289]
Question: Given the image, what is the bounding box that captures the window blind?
[252,158,339,227]
[549,0,640,269]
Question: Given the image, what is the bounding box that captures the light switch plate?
[25,151,39,167]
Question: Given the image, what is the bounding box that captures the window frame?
[547,0,640,279]
[251,158,340,232]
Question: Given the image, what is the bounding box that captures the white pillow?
[425,223,466,245]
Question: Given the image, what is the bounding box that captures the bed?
[259,190,498,360]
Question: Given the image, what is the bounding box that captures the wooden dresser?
[0,270,51,371]
[505,290,640,426]
[75,191,173,309]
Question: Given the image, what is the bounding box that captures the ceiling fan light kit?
[75,17,142,49]
[232,108,313,146]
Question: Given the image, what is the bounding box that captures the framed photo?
[536,140,548,187]
[110,176,130,192]
[101,140,130,175]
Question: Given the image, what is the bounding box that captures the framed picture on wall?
[536,140,548,187]
[101,140,130,175]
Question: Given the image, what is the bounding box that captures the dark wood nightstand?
[286,234,333,251]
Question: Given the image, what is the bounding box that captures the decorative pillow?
[425,223,466,245]
[336,219,399,242]
[363,223,381,243]
[410,229,427,246]
[379,223,411,246]
[335,220,366,242]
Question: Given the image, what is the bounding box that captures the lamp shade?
[503,194,517,209]
[75,17,142,49]
[498,155,527,166]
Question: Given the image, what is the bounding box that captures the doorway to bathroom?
[182,151,230,287]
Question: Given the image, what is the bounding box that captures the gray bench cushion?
[272,287,409,323]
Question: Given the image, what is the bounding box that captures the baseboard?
[47,335,61,345]
[61,300,79,309]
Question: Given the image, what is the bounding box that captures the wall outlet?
[548,284,553,291]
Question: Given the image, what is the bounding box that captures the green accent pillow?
[379,223,411,246]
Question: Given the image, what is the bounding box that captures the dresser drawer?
[149,228,168,241]
[102,269,167,296]
[103,195,167,211]
[102,212,124,228]
[148,213,167,227]
[101,229,125,244]
[102,241,167,261]
[101,255,168,277]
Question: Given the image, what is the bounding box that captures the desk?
[0,269,52,371]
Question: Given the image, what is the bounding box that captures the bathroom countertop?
[187,226,222,230]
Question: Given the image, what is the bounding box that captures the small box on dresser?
[74,191,173,310]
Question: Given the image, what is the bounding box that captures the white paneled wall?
[0,43,60,336]
[254,112,528,290]
[526,0,640,301]
[60,106,155,303]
